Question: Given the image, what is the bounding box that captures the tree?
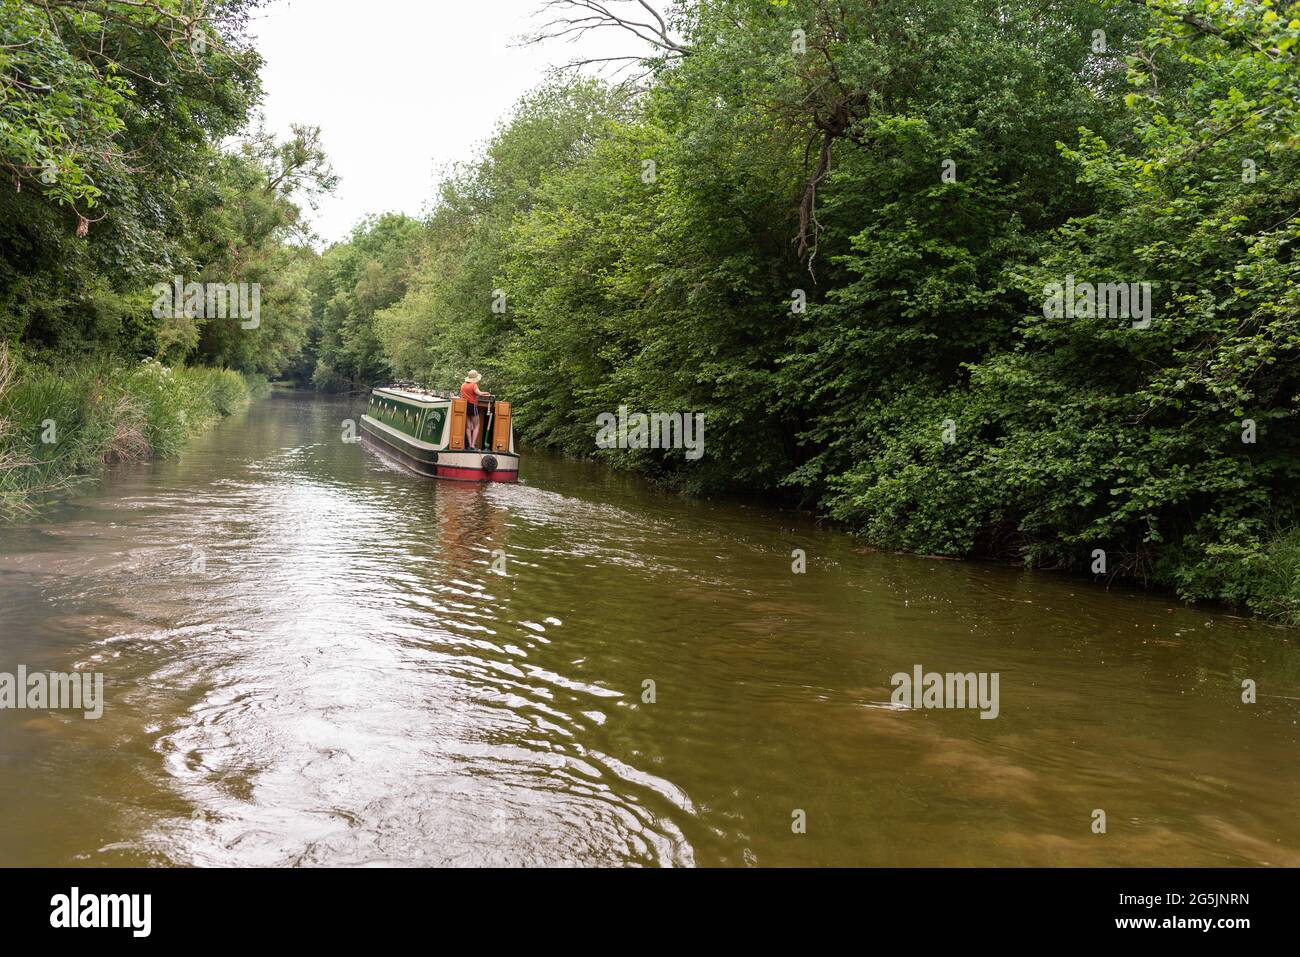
[0,0,263,355]
[305,214,424,390]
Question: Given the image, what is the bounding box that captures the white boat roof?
[374,386,452,407]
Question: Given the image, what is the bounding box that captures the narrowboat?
[359,382,519,482]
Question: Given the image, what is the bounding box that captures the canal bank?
[0,346,268,520]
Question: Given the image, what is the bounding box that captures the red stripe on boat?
[435,465,519,482]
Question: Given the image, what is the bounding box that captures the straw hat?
[465,370,482,383]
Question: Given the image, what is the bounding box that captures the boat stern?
[434,449,520,483]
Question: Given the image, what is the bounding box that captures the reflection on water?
[0,392,1297,866]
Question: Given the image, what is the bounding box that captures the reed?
[0,345,259,518]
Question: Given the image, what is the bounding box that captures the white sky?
[248,0,641,245]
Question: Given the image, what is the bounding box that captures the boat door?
[449,398,467,450]
[491,401,512,453]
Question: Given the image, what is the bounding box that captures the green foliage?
[801,0,1300,619]
[306,213,426,390]
[0,0,130,210]
[374,82,631,394]
[184,122,334,375]
[1,1,326,379]
[1,0,266,353]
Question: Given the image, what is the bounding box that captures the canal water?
[0,392,1296,866]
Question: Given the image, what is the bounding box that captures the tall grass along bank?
[0,345,265,518]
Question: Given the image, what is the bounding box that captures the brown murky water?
[0,392,1297,866]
